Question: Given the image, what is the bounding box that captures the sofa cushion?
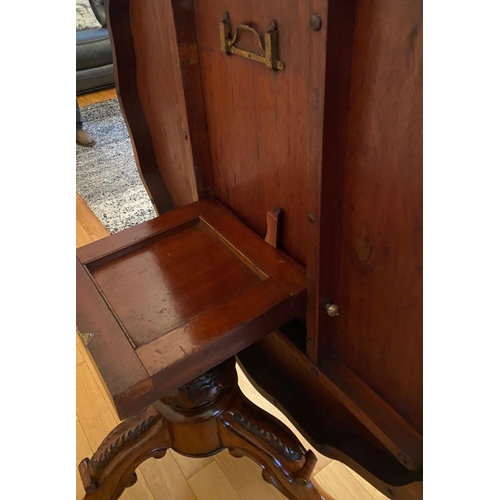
[77,64,114,94]
[89,0,107,28]
[76,0,101,30]
[76,28,113,70]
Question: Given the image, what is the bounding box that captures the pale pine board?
[214,450,286,500]
[188,462,241,500]
[78,88,117,108]
[76,341,85,366]
[137,452,198,500]
[170,452,215,481]
[76,193,109,247]
[315,461,386,500]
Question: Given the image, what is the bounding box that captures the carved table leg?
[78,357,331,500]
[218,388,331,500]
[78,406,171,500]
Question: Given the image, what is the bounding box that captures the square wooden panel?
[91,224,262,347]
[77,199,306,419]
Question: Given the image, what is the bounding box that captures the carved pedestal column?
[79,357,331,500]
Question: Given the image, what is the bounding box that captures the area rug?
[76,98,155,234]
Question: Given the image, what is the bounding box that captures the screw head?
[310,14,322,31]
[307,213,315,223]
[325,303,339,317]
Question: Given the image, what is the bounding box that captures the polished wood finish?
[335,0,423,433]
[79,358,331,500]
[265,207,282,249]
[305,0,356,364]
[77,88,117,107]
[76,176,384,500]
[77,198,306,419]
[91,1,423,498]
[194,1,313,268]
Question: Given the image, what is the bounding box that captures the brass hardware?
[78,332,94,346]
[220,11,284,71]
[310,14,322,31]
[325,303,339,317]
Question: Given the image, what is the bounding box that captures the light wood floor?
[76,90,386,500]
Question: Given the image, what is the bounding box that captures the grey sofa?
[76,0,114,94]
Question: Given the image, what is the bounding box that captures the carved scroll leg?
[78,406,171,500]
[218,390,335,500]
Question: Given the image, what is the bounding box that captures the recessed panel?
[91,224,261,347]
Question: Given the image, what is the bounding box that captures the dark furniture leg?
[79,357,331,500]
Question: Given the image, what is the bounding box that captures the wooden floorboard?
[188,462,242,500]
[75,88,379,500]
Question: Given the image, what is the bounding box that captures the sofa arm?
[89,0,106,28]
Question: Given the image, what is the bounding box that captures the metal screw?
[307,338,314,346]
[325,303,339,317]
[310,14,322,31]
[307,213,315,223]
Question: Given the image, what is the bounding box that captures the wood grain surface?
[335,0,423,433]
[76,181,388,500]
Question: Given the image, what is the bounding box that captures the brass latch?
[220,11,284,71]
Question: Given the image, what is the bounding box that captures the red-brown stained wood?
[318,359,422,471]
[138,280,302,376]
[305,0,356,363]
[193,1,316,267]
[76,199,306,420]
[91,224,262,347]
[170,0,214,198]
[105,0,174,214]
[97,0,423,493]
[238,333,422,499]
[253,330,423,471]
[264,207,282,249]
[76,258,149,397]
[129,0,199,207]
[335,0,423,433]
[199,200,306,295]
[78,359,331,500]
[77,202,201,266]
